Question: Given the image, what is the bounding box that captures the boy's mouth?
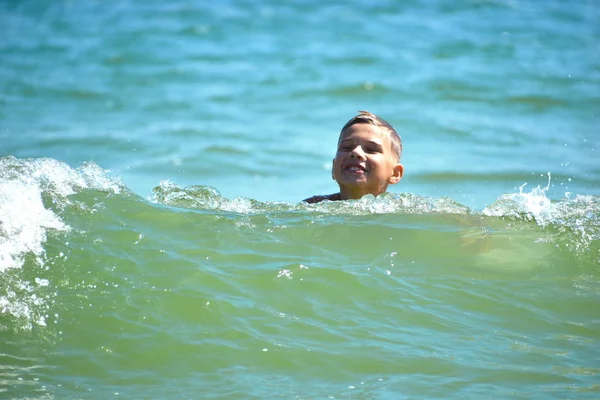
[344,164,367,174]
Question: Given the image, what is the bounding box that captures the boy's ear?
[331,159,335,180]
[388,163,404,185]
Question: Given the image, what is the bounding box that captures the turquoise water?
[1,1,599,398]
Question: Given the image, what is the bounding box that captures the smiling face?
[332,123,404,200]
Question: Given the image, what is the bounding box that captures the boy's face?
[332,123,403,199]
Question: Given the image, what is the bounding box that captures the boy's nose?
[350,146,366,159]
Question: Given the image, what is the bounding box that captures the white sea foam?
[0,179,68,272]
[0,157,122,272]
[482,174,555,225]
[0,156,123,328]
[151,180,472,216]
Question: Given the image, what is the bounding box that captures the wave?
[1,156,598,332]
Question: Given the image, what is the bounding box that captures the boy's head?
[340,111,403,161]
[332,111,404,199]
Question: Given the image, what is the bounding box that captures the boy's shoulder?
[302,193,342,204]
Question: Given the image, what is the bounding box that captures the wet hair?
[339,111,403,160]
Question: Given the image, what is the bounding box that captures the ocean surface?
[1,0,599,398]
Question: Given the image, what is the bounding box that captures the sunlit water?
[1,0,599,398]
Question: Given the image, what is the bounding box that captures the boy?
[303,111,404,203]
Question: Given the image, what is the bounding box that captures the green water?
[1,157,599,398]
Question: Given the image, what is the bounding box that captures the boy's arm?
[302,193,342,204]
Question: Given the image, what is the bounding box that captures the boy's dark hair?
[339,111,403,160]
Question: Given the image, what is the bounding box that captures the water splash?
[482,173,599,263]
[0,156,123,271]
[483,172,554,224]
[150,181,472,215]
[0,156,123,329]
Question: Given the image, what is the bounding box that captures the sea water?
[1,1,599,399]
